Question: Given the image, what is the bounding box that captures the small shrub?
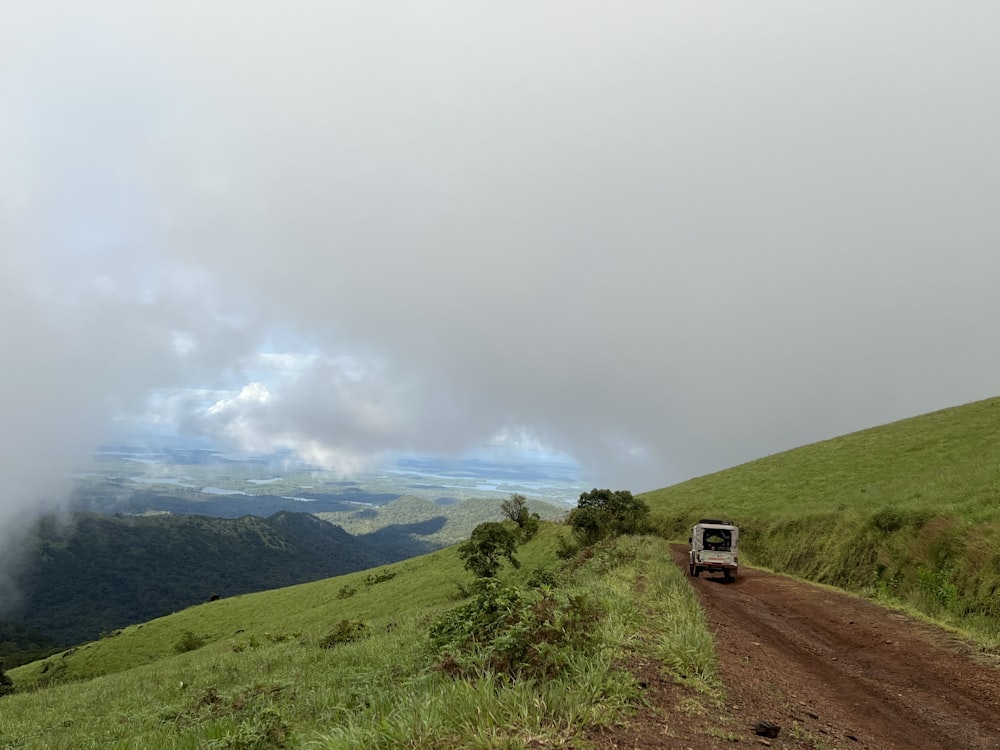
[231,634,264,652]
[336,585,357,599]
[871,507,933,534]
[429,579,604,680]
[206,706,290,749]
[320,620,368,648]
[520,514,540,541]
[35,659,68,688]
[174,631,208,654]
[450,581,473,600]
[870,564,903,599]
[180,685,291,747]
[871,508,907,533]
[915,566,959,614]
[526,567,558,588]
[363,570,396,587]
[556,534,581,560]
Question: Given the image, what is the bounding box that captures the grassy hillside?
[1,525,715,749]
[6,494,569,653]
[316,494,571,549]
[5,398,999,747]
[643,396,1000,646]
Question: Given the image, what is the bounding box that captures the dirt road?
[595,547,1000,749]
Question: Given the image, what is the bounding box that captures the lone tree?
[501,494,529,525]
[501,493,540,540]
[458,522,522,578]
[567,488,650,546]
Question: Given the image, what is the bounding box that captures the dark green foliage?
[458,522,522,578]
[35,658,69,688]
[14,511,389,646]
[231,634,261,653]
[319,620,368,648]
[363,570,397,586]
[526,567,558,588]
[336,585,357,599]
[567,488,651,546]
[174,630,208,653]
[871,507,932,533]
[0,659,14,696]
[524,516,540,537]
[0,619,59,668]
[555,534,581,560]
[429,578,604,680]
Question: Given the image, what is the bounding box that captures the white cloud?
[208,382,272,416]
[0,0,996,543]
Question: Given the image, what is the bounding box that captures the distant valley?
[69,444,583,518]
[3,444,577,651]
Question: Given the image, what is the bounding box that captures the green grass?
[2,528,713,749]
[7,395,1000,746]
[644,395,1000,648]
[316,494,570,547]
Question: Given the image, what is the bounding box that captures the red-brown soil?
[589,545,1000,749]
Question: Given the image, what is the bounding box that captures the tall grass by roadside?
[645,396,1000,648]
[1,529,714,749]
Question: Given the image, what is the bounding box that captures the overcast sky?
[2,0,998,536]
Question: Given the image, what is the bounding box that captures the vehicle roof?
[695,518,737,527]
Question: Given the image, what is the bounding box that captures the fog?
[2,0,997,556]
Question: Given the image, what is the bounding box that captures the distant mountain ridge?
[6,492,570,649]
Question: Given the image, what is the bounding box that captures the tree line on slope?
[459,489,651,580]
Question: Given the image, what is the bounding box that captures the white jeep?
[689,519,739,580]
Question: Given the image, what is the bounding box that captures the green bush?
[567,488,650,546]
[363,570,396,587]
[319,620,368,648]
[429,578,604,680]
[556,534,581,560]
[526,567,558,588]
[207,705,290,749]
[174,630,208,654]
[871,507,931,533]
[336,584,357,599]
[458,522,521,578]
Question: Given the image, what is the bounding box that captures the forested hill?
[8,511,393,646]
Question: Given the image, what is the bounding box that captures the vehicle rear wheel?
[691,566,700,578]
